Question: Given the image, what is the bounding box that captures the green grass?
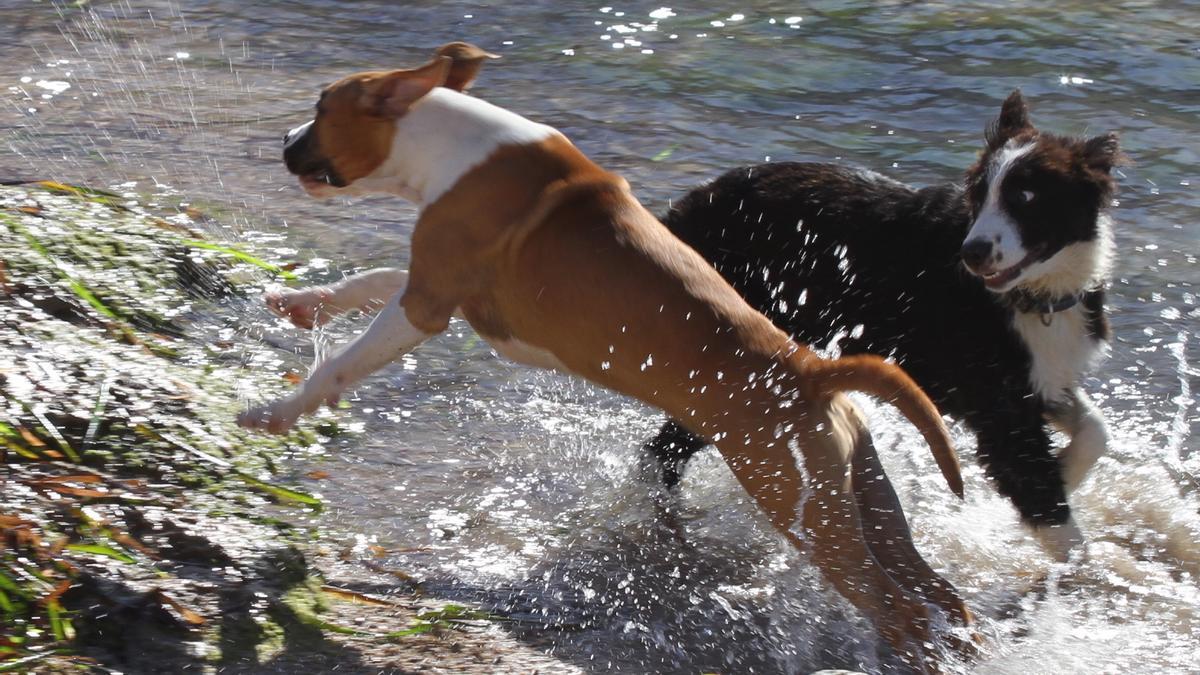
[64,543,136,565]
[183,239,299,281]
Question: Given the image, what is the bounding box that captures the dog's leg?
[266,268,410,329]
[714,410,938,671]
[797,464,937,670]
[837,397,972,627]
[974,416,1083,563]
[1027,389,1106,561]
[642,419,709,488]
[238,293,435,434]
[1050,388,1109,493]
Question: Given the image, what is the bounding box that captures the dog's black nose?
[283,130,293,145]
[960,238,993,269]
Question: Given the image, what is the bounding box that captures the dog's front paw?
[237,399,302,435]
[265,287,335,329]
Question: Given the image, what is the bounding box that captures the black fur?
[644,162,1109,527]
[1082,290,1109,341]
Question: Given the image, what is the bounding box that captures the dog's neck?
[995,212,1113,326]
[1026,223,1114,296]
[360,88,558,207]
[1002,287,1084,316]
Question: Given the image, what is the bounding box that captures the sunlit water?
[3,1,1197,672]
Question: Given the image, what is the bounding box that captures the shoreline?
[0,181,577,673]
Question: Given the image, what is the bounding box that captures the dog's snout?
[960,238,993,269]
[284,121,313,149]
[283,121,319,176]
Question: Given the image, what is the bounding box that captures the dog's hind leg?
[713,407,941,671]
[266,268,410,329]
[836,397,972,627]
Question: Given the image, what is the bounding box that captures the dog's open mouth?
[297,171,346,195]
[976,247,1045,290]
[299,172,333,189]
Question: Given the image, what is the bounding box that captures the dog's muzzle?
[282,120,346,188]
[960,237,994,272]
[283,120,312,149]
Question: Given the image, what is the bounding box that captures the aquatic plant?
[0,181,325,668]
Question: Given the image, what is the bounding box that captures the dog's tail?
[807,354,963,498]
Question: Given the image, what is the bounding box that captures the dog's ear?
[434,42,500,92]
[371,57,452,117]
[985,89,1033,150]
[1083,132,1122,173]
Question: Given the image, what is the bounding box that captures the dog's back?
[660,162,1024,414]
[481,166,963,497]
[650,158,1111,546]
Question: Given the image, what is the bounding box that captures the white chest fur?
[1012,306,1103,402]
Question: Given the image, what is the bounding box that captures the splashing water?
[3,1,1197,672]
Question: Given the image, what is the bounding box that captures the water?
[3,1,1198,672]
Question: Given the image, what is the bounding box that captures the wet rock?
[65,575,199,668]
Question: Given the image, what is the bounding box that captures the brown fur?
[309,75,394,184]
[309,59,453,185]
[398,130,972,663]
[434,41,500,92]
[401,134,961,497]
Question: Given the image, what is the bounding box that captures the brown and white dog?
[239,47,973,667]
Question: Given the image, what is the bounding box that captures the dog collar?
[1003,289,1081,322]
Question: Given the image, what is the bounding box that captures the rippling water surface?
[2,1,1197,672]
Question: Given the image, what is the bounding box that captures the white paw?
[237,381,343,435]
[265,287,335,329]
[237,400,302,435]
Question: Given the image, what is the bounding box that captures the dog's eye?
[1020,190,1035,203]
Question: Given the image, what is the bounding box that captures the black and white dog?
[647,91,1119,559]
